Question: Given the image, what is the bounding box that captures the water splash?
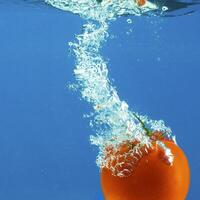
[45,0,173,176]
[46,0,158,21]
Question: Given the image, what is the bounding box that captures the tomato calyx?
[132,112,174,143]
[132,112,153,137]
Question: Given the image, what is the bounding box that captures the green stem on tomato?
[132,112,153,137]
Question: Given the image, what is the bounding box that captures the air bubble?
[162,6,168,12]
[127,18,132,24]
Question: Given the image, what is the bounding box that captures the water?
[46,0,174,176]
[0,0,200,199]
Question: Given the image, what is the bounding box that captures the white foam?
[45,0,173,176]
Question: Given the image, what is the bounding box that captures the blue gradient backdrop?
[0,2,199,200]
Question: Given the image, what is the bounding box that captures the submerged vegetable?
[101,134,190,200]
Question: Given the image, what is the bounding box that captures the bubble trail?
[45,0,174,176]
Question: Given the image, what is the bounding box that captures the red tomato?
[101,138,190,200]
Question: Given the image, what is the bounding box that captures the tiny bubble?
[162,6,168,12]
[157,57,161,62]
[110,34,115,39]
[127,19,132,24]
[68,42,73,47]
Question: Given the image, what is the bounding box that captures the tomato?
[101,138,190,200]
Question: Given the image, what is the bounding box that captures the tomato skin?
[101,141,190,200]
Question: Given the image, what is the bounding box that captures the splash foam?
[45,0,173,176]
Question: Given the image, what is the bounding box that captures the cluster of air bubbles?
[46,0,174,176]
[126,18,133,35]
[45,0,159,21]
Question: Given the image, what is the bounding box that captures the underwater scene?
[0,0,200,199]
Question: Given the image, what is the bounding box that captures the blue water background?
[0,2,200,200]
